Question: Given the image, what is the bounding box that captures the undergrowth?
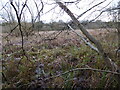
[2,31,120,89]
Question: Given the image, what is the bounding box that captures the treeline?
[32,20,118,30]
[1,20,118,33]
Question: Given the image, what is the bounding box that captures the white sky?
[0,0,119,23]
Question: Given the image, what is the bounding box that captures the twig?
[33,0,44,22]
[44,67,120,81]
[43,31,62,41]
[5,24,19,37]
[77,0,106,19]
[19,0,28,19]
[0,2,9,11]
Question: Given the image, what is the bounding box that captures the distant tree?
[34,21,44,30]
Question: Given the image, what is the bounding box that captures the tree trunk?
[56,2,117,71]
[56,1,120,85]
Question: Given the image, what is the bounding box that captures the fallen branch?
[44,67,120,81]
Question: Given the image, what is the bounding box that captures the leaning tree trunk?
[56,1,120,85]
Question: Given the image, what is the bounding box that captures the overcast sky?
[0,0,119,23]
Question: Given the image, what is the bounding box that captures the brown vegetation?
[2,28,120,88]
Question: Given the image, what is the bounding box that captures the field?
[2,28,120,88]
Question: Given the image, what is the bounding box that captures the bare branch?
[1,3,12,22]
[64,0,80,4]
[106,7,120,11]
[0,2,9,11]
[19,0,28,19]
[88,1,113,22]
[43,30,63,41]
[77,0,106,19]
[68,24,99,52]
[5,24,19,37]
[10,0,29,61]
[40,5,58,17]
[45,67,120,81]
[33,0,44,22]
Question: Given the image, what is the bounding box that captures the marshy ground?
[2,28,120,88]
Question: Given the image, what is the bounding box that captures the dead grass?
[2,28,113,47]
[2,28,119,88]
